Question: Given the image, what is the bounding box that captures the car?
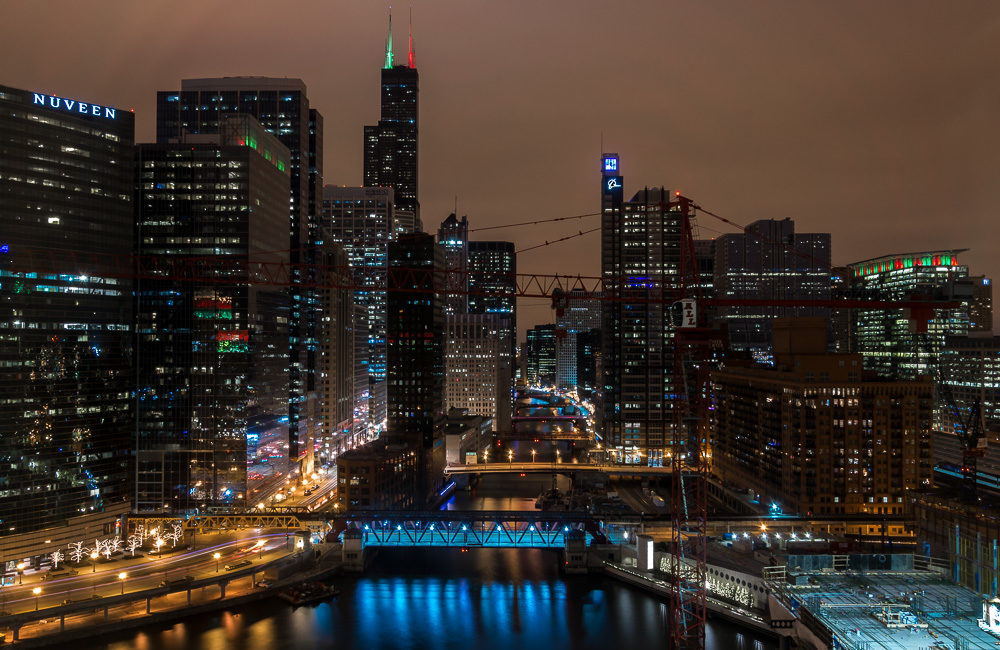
[225,559,253,571]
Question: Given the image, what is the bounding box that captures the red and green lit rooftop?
[849,249,967,278]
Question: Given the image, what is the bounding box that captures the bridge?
[335,510,622,548]
[442,461,672,477]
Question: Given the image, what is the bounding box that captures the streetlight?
[16,562,25,585]
[155,538,163,557]
[118,571,127,595]
[507,449,513,466]
[90,551,99,573]
[531,449,536,463]
[32,586,41,611]
[213,552,221,573]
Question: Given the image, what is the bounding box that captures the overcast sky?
[4,1,999,336]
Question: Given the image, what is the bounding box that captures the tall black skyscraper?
[1,85,134,556]
[437,213,469,316]
[156,77,323,464]
[364,13,420,229]
[135,115,290,512]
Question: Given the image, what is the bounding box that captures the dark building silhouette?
[437,213,469,316]
[365,15,420,229]
[134,115,290,512]
[155,76,323,463]
[387,233,444,502]
[526,324,557,386]
[0,85,134,557]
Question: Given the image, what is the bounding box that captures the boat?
[277,581,339,606]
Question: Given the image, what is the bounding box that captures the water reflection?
[97,548,776,650]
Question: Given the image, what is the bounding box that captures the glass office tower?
[0,85,134,557]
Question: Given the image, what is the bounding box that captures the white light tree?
[171,523,183,545]
[50,549,64,569]
[166,528,181,548]
[68,541,86,564]
[126,534,142,557]
[110,537,123,555]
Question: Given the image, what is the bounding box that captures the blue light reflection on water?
[97,548,776,650]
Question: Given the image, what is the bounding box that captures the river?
[87,475,777,650]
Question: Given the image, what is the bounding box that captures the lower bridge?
[336,511,615,549]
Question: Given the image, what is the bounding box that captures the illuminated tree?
[68,541,86,564]
[50,550,64,569]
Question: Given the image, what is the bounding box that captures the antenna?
[408,6,415,68]
[384,7,394,69]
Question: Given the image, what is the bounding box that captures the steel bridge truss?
[342,512,589,549]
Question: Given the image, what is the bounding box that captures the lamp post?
[90,551,98,573]
[32,586,41,611]
[118,571,127,595]
[155,539,163,557]
[16,562,25,585]
[507,449,513,466]
[531,449,536,464]
[213,552,221,573]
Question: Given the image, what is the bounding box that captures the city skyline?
[3,1,998,335]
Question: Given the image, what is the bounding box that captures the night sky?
[5,1,998,336]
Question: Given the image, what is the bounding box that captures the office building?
[555,290,602,389]
[337,438,416,511]
[711,319,933,516]
[599,153,685,465]
[576,328,602,394]
[526,324,557,386]
[437,213,469,316]
[445,314,512,431]
[321,185,395,437]
[156,76,324,464]
[0,85,134,558]
[849,250,991,379]
[713,218,831,364]
[468,239,517,381]
[935,335,1000,484]
[135,114,290,512]
[387,234,445,500]
[318,235,355,464]
[364,16,420,228]
[352,305,372,448]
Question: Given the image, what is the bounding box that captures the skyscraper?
[555,290,602,389]
[321,185,395,437]
[849,250,991,379]
[318,234,355,464]
[0,85,134,557]
[438,213,469,316]
[600,153,684,465]
[713,218,831,364]
[135,114,290,512]
[156,76,323,463]
[365,14,420,229]
[526,324,557,386]
[445,314,512,431]
[387,234,445,501]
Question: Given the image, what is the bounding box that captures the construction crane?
[936,367,988,503]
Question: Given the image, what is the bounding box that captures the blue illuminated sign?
[0,244,8,254]
[606,177,621,191]
[33,93,117,119]
[603,156,618,172]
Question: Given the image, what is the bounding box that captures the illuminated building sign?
[32,93,116,119]
[194,297,233,320]
[853,253,957,277]
[603,156,618,173]
[604,176,624,198]
[217,330,249,353]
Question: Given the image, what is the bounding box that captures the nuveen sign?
[32,93,117,119]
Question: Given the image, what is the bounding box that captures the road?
[0,531,291,617]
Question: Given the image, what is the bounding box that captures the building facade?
[711,319,934,516]
[336,438,416,511]
[0,85,135,558]
[713,218,831,364]
[364,21,420,228]
[437,213,468,317]
[849,251,991,379]
[445,314,512,431]
[156,76,324,464]
[526,324,557,386]
[555,289,602,389]
[318,235,355,465]
[134,115,290,512]
[321,185,395,437]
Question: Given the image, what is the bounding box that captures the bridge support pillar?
[11,625,19,641]
[187,588,192,605]
[146,596,151,614]
[220,582,227,599]
[564,529,588,574]
[342,529,366,572]
[60,614,65,633]
[104,606,109,621]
